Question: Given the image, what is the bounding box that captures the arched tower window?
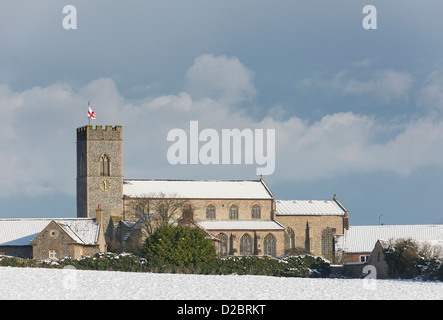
[217,233,228,257]
[99,154,110,176]
[251,204,261,219]
[264,233,276,257]
[206,204,216,219]
[240,234,252,255]
[229,205,238,219]
[79,153,85,177]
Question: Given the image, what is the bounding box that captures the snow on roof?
[123,179,274,199]
[0,218,100,246]
[339,224,443,253]
[55,219,100,245]
[275,199,347,216]
[196,220,285,231]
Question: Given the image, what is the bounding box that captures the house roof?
[0,218,100,246]
[123,179,274,200]
[338,224,443,253]
[275,199,347,216]
[196,219,285,231]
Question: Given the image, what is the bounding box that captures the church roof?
[338,224,443,253]
[0,218,100,246]
[123,179,274,200]
[275,199,347,216]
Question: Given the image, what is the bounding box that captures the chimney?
[343,212,349,230]
[96,204,103,225]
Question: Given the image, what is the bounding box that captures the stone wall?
[76,125,124,236]
[276,215,345,258]
[123,198,274,222]
[32,222,76,260]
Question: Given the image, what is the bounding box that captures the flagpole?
[88,101,91,126]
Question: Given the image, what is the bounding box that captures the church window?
[321,227,334,256]
[287,227,295,250]
[251,204,261,219]
[135,204,145,216]
[229,205,238,219]
[99,154,110,176]
[263,233,276,257]
[206,204,216,219]
[240,234,252,255]
[183,204,193,220]
[217,233,228,257]
[158,203,167,217]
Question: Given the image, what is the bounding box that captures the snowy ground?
[0,266,441,300]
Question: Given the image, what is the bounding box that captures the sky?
[1,1,443,225]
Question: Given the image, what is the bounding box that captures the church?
[76,124,349,259]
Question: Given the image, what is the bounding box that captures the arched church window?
[217,233,228,257]
[183,203,193,220]
[263,233,276,256]
[287,227,295,250]
[99,154,110,176]
[240,234,252,255]
[135,204,144,217]
[206,204,216,219]
[321,227,334,255]
[229,205,238,219]
[158,203,167,217]
[251,204,261,219]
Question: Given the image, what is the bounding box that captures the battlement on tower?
[77,125,122,141]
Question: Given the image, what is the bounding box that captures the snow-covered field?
[0,266,441,300]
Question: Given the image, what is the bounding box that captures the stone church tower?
[76,125,123,235]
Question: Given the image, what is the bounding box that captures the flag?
[88,106,96,119]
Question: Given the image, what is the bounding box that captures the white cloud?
[331,69,414,102]
[301,68,414,103]
[185,54,256,104]
[418,70,443,112]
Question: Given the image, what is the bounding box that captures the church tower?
[76,125,123,235]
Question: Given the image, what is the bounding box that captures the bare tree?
[127,192,195,238]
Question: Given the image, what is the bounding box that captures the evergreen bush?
[142,224,218,266]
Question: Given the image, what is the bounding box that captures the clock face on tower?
[99,178,111,192]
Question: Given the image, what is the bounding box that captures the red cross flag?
[88,106,96,119]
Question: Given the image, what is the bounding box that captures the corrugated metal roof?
[123,179,273,199]
[339,225,443,253]
[275,199,347,216]
[197,220,285,231]
[0,218,100,246]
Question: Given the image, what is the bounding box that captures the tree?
[383,238,443,280]
[383,238,419,278]
[142,224,217,266]
[128,192,192,237]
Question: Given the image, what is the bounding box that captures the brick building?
[0,218,106,260]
